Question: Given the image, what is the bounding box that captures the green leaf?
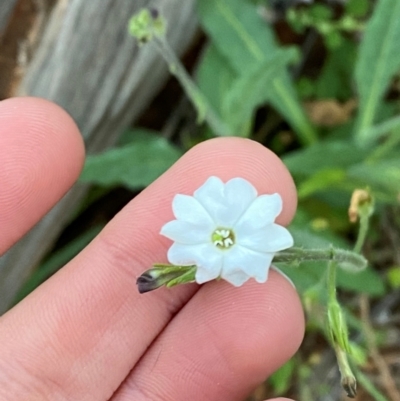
[337,267,386,297]
[348,158,400,196]
[197,0,317,145]
[278,212,347,293]
[281,211,385,296]
[196,44,236,119]
[315,39,357,100]
[346,0,370,18]
[222,49,296,136]
[360,114,400,144]
[283,140,369,177]
[309,4,333,21]
[197,0,276,72]
[298,169,347,199]
[290,214,348,249]
[269,359,295,395]
[80,130,182,189]
[354,0,400,144]
[387,266,400,289]
[13,225,104,304]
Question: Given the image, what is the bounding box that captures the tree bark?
[0,0,198,314]
[0,0,18,36]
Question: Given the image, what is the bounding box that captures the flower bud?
[128,8,166,44]
[327,299,351,353]
[348,189,374,223]
[341,370,357,398]
[137,264,196,293]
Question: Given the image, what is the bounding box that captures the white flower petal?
[172,194,214,226]
[193,176,230,225]
[236,223,293,252]
[167,242,223,279]
[224,178,258,224]
[161,177,291,288]
[235,193,282,232]
[222,245,274,283]
[195,266,220,284]
[221,270,250,287]
[194,176,257,226]
[160,220,210,244]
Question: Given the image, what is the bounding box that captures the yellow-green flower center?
[211,228,235,249]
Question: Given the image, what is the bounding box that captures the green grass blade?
[197,0,317,145]
[354,0,400,144]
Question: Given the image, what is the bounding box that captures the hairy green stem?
[327,259,337,301]
[151,36,232,137]
[275,247,367,272]
[353,212,370,254]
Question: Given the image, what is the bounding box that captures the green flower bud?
[137,264,196,293]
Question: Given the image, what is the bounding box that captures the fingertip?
[0,97,85,163]
[121,266,304,401]
[0,97,85,252]
[196,269,305,376]
[265,398,297,401]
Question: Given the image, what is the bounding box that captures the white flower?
[160,176,293,287]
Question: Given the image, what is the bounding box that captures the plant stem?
[353,212,370,254]
[151,36,232,137]
[275,247,367,272]
[335,344,357,398]
[327,259,337,301]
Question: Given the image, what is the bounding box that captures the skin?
[0,97,305,401]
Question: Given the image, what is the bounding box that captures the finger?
[0,138,298,401]
[0,97,85,254]
[112,270,303,401]
[268,399,296,401]
[267,399,296,401]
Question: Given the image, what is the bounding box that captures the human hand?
[0,97,304,401]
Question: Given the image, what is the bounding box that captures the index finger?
[0,97,85,253]
[0,137,298,400]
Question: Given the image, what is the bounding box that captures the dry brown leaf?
[304,99,357,127]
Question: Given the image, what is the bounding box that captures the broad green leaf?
[298,168,347,199]
[360,114,400,144]
[315,39,356,100]
[346,0,370,18]
[197,0,317,145]
[354,0,400,143]
[13,225,104,304]
[197,0,276,72]
[281,211,385,296]
[80,130,182,189]
[222,50,296,135]
[269,359,295,395]
[278,212,345,293]
[279,260,384,296]
[387,267,400,289]
[290,211,348,249]
[309,4,333,20]
[348,158,400,197]
[337,267,385,296]
[196,44,236,118]
[283,140,369,177]
[278,262,324,294]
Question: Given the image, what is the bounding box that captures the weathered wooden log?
[0,0,198,313]
[0,0,18,36]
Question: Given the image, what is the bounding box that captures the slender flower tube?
[160,176,293,286]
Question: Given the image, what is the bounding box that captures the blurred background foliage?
[15,0,400,400]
